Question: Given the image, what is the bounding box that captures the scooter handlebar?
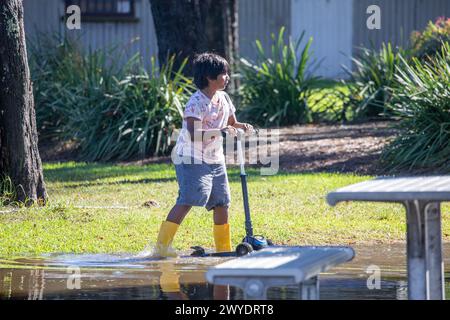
[221,127,259,139]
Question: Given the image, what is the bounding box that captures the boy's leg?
[213,206,229,225]
[208,162,232,253]
[154,204,192,257]
[213,206,232,252]
[167,204,192,224]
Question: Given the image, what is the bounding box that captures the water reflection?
[0,244,449,300]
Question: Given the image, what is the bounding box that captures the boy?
[154,52,253,257]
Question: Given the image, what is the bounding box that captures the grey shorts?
[175,157,231,211]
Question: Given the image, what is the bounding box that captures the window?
[65,0,138,22]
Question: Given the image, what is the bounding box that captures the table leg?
[405,200,445,300]
[299,276,319,300]
[405,200,426,299]
[424,202,445,300]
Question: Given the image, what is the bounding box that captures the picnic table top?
[327,176,450,205]
[206,246,355,283]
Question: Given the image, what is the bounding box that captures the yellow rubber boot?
[214,223,232,252]
[154,221,179,258]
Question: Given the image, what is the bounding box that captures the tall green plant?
[381,42,450,172]
[71,56,193,161]
[29,34,128,141]
[0,175,16,206]
[342,43,403,119]
[238,27,321,127]
[30,35,194,161]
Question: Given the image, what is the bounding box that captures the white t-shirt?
[174,90,236,164]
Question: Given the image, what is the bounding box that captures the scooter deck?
[190,246,237,258]
[191,251,237,258]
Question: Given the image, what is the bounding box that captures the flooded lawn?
[1,243,449,300]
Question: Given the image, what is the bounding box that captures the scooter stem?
[240,174,253,237]
[236,129,246,176]
[236,129,254,237]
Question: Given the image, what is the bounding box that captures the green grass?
[308,80,352,122]
[1,162,449,256]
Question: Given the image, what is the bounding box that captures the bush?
[411,17,450,61]
[0,175,15,206]
[342,43,403,120]
[238,27,321,127]
[381,42,450,172]
[30,35,194,161]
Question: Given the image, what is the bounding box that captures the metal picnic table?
[327,176,450,300]
[206,246,355,300]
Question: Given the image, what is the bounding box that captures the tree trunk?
[223,0,239,92]
[0,0,47,205]
[149,0,239,81]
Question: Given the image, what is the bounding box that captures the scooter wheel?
[236,242,254,257]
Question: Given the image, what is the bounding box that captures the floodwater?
[0,244,449,300]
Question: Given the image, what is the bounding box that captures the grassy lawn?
[309,79,352,121]
[1,161,449,256]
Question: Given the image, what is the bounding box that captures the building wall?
[23,0,291,68]
[291,0,354,79]
[22,0,450,79]
[239,0,291,62]
[353,0,450,52]
[290,0,450,78]
[23,0,65,38]
[23,0,159,69]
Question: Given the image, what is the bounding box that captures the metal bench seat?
[206,246,355,299]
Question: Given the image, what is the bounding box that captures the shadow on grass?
[42,158,379,191]
[44,162,174,183]
[56,167,278,189]
[61,177,178,189]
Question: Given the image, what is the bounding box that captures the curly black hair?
[192,52,230,89]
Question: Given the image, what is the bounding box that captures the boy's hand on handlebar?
[221,125,238,137]
[241,123,254,133]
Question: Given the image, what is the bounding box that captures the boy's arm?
[223,92,252,132]
[227,114,253,132]
[186,117,236,141]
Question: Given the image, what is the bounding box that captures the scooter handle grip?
[221,128,259,138]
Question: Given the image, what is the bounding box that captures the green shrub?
[30,35,194,161]
[30,35,85,141]
[238,27,321,127]
[411,17,450,61]
[342,43,403,120]
[381,42,450,172]
[0,175,15,206]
